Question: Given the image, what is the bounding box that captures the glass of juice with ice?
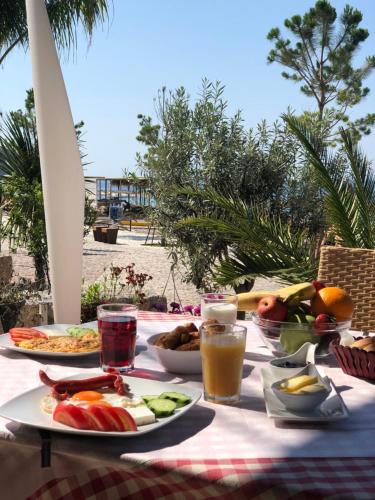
[97,303,137,373]
[201,292,238,323]
[201,323,247,404]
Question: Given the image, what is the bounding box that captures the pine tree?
[267,0,375,139]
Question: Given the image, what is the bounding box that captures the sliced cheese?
[127,405,156,426]
[280,375,318,393]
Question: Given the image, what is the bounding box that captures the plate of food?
[0,370,202,437]
[0,324,100,357]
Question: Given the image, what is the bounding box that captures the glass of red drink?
[97,303,137,373]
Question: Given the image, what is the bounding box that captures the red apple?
[314,313,336,336]
[257,296,288,321]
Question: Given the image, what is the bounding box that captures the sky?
[1,0,375,178]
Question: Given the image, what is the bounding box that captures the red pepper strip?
[39,370,130,400]
[9,328,48,340]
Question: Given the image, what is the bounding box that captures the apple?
[257,296,288,322]
[314,313,336,336]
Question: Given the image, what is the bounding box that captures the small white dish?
[260,365,348,422]
[147,333,202,374]
[271,368,331,412]
[0,372,202,437]
[268,343,317,379]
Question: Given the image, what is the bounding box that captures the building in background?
[85,176,154,217]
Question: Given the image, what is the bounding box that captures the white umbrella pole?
[25,0,85,324]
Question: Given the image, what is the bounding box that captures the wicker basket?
[331,337,375,380]
[318,246,375,332]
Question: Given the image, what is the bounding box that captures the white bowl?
[271,375,332,412]
[271,366,331,412]
[147,333,202,374]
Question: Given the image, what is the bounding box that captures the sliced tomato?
[110,407,137,432]
[53,402,97,430]
[52,402,137,432]
[86,404,120,431]
[9,327,47,342]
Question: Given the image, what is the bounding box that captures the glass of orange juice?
[200,323,247,404]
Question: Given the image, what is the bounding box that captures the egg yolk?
[71,391,103,401]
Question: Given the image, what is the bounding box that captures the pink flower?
[183,304,194,314]
[193,305,201,316]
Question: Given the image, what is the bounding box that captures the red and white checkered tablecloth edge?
[137,310,200,321]
[28,457,375,499]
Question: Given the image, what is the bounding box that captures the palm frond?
[340,128,375,247]
[283,114,362,247]
[0,0,111,65]
[215,246,318,287]
[0,114,40,182]
[179,188,319,287]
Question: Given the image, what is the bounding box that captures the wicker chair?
[318,246,375,332]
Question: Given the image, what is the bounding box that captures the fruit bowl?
[252,313,352,357]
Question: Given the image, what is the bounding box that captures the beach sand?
[2,228,279,308]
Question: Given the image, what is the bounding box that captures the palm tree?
[180,188,319,287]
[284,115,375,249]
[0,0,111,66]
[180,118,375,287]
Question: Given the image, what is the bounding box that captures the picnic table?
[0,312,374,499]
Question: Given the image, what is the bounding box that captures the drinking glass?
[201,292,238,323]
[200,323,247,404]
[97,303,137,373]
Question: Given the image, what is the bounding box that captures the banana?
[237,282,316,311]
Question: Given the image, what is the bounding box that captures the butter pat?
[127,405,156,426]
[293,384,326,394]
[280,375,318,392]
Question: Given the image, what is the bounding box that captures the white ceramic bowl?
[271,378,331,412]
[147,333,202,374]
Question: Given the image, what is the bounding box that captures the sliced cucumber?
[147,398,177,417]
[159,392,191,408]
[67,326,97,337]
[141,395,160,404]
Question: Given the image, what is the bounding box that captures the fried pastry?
[175,339,200,351]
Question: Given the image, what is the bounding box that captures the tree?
[0,90,97,287]
[267,0,375,139]
[180,119,375,287]
[136,80,320,290]
[0,0,111,66]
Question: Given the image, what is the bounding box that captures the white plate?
[0,372,201,437]
[0,323,100,358]
[260,365,349,422]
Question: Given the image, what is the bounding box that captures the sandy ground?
[1,228,279,307]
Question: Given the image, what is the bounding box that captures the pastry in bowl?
[147,323,202,374]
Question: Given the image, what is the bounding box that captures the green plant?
[180,189,319,287]
[81,264,153,322]
[180,118,375,287]
[136,81,312,290]
[0,90,98,287]
[284,115,375,248]
[267,0,375,139]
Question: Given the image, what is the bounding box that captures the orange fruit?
[311,287,354,322]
